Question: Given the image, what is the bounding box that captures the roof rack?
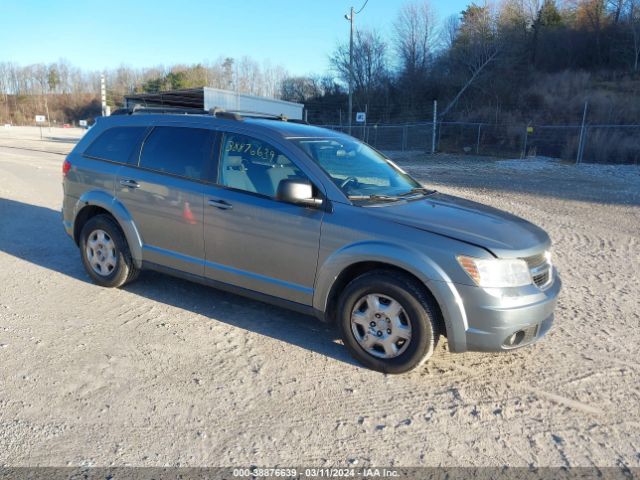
[112,105,209,116]
[112,104,309,124]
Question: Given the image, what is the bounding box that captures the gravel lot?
[0,127,638,468]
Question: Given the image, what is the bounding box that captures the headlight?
[457,255,532,288]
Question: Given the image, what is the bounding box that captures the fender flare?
[74,190,143,267]
[313,241,469,351]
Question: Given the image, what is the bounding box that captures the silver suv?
[62,109,561,373]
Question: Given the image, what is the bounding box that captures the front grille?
[523,252,553,289]
[524,253,546,268]
[532,270,550,287]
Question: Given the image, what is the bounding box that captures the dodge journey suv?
[62,108,561,373]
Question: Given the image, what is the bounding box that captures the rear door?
[202,130,324,305]
[116,124,216,276]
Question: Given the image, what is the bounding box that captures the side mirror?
[276,179,323,207]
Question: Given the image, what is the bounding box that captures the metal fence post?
[402,124,408,151]
[579,126,588,164]
[577,101,588,164]
[431,100,437,154]
[476,124,481,154]
[521,126,528,159]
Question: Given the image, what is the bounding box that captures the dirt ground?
[0,127,638,468]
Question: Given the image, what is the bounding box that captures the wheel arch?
[314,241,472,351]
[73,205,111,244]
[72,191,143,266]
[324,261,448,335]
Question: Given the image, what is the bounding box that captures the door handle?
[119,179,140,189]
[208,199,233,210]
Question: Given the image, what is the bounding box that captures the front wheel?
[337,270,440,373]
[79,214,139,288]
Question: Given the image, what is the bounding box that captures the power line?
[355,0,369,14]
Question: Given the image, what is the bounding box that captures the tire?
[337,270,440,374]
[79,214,139,288]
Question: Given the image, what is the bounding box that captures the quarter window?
[139,127,213,180]
[219,133,306,197]
[84,126,147,164]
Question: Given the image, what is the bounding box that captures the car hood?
[367,193,550,258]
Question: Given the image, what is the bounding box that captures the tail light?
[62,158,71,177]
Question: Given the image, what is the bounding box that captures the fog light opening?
[505,330,526,347]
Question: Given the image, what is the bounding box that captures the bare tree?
[32,64,52,121]
[330,29,388,106]
[441,2,501,118]
[261,62,288,98]
[628,0,640,69]
[574,0,609,62]
[498,0,530,33]
[442,14,461,49]
[393,1,437,79]
[280,76,322,102]
[0,62,9,102]
[233,56,262,95]
[608,0,628,22]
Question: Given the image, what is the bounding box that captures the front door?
[203,131,324,305]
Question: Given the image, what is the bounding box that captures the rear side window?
[139,127,212,180]
[84,127,147,164]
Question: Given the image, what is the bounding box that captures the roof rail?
[110,104,308,124]
[112,105,209,116]
[209,107,243,121]
[225,110,288,121]
[212,108,309,123]
[286,118,310,125]
[134,105,209,115]
[209,107,295,122]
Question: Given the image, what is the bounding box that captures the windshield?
[293,137,426,201]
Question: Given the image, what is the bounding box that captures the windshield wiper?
[348,194,401,202]
[349,188,436,203]
[398,187,436,197]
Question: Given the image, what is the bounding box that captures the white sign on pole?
[79,120,88,127]
[355,112,366,123]
[35,115,46,123]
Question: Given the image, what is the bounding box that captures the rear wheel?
[337,270,439,373]
[79,214,139,288]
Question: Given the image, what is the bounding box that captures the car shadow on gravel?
[124,271,358,367]
[0,198,88,281]
[0,198,358,367]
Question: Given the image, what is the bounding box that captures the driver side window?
[218,133,306,198]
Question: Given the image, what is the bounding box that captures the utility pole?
[100,74,107,117]
[345,6,354,135]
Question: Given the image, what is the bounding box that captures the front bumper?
[443,271,561,353]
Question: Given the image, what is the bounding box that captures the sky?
[1,0,470,76]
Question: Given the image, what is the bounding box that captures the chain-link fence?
[319,122,640,164]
